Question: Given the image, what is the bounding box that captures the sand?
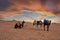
[0,21,60,40]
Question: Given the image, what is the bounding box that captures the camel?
[43,19,51,31]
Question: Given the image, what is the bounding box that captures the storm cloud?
[0,0,13,11]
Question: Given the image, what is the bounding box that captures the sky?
[0,0,60,23]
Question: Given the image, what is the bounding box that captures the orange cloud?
[0,0,60,18]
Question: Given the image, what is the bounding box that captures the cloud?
[4,11,60,23]
[0,0,13,11]
[0,0,60,18]
[22,7,33,11]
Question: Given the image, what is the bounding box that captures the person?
[14,23,18,28]
[14,21,21,29]
[40,20,42,27]
[37,20,40,27]
[21,21,25,28]
[44,19,47,25]
[33,20,36,26]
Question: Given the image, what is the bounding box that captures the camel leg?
[47,25,49,31]
[37,25,38,28]
[44,25,45,31]
[40,24,42,27]
[33,23,34,26]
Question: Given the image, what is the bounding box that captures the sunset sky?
[0,0,60,23]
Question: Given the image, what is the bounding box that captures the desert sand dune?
[0,21,60,40]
